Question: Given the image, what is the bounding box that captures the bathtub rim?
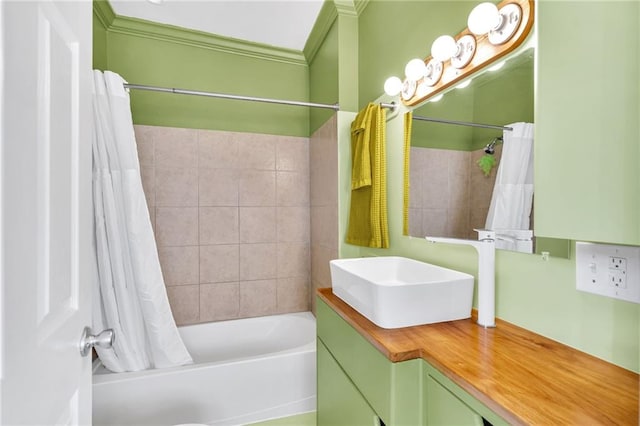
[92,311,317,383]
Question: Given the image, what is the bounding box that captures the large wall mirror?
[405,47,570,257]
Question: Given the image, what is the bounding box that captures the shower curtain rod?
[123,83,396,111]
[412,115,513,131]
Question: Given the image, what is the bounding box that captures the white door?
[1,0,93,424]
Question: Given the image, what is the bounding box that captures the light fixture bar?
[413,114,513,131]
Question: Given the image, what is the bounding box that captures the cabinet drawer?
[317,297,392,421]
[318,339,382,426]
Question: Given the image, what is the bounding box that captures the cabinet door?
[535,1,640,244]
[318,339,382,426]
[426,375,483,426]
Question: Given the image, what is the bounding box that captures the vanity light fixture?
[488,61,505,71]
[456,79,472,89]
[431,35,477,69]
[431,35,457,62]
[384,76,403,96]
[423,59,444,87]
[405,58,428,81]
[382,0,532,105]
[468,1,523,45]
[468,2,501,35]
[401,79,418,101]
[450,35,477,69]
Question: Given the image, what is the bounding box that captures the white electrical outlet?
[576,242,640,303]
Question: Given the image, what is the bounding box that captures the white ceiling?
[109,0,325,51]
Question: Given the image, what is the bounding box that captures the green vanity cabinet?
[317,298,423,425]
[422,364,508,426]
[317,340,381,426]
[317,298,508,426]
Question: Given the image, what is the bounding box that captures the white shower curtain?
[91,70,192,372]
[485,122,534,236]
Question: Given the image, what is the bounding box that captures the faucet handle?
[474,229,495,241]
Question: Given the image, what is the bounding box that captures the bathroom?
[1,0,638,424]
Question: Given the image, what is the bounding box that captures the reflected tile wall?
[134,125,310,325]
[310,115,339,314]
[409,146,501,240]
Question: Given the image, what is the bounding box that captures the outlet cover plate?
[576,242,640,303]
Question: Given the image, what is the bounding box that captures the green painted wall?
[309,17,339,134]
[106,30,309,136]
[94,1,311,137]
[357,1,475,110]
[92,12,108,70]
[337,1,639,372]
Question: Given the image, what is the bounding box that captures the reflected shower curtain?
[91,70,192,372]
[485,122,534,232]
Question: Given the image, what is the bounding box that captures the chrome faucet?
[426,229,496,328]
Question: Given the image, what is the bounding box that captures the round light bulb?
[383,76,403,96]
[488,61,505,72]
[456,79,472,89]
[431,35,457,62]
[405,59,427,81]
[429,94,444,103]
[467,2,500,35]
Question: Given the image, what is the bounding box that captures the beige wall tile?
[155,207,198,246]
[422,164,449,210]
[277,242,310,278]
[148,208,156,235]
[155,168,198,207]
[200,282,240,322]
[277,206,310,243]
[409,208,423,237]
[199,168,239,206]
[239,207,276,243]
[166,285,199,325]
[198,130,239,169]
[311,205,338,250]
[277,171,309,206]
[158,246,199,286]
[239,170,276,206]
[310,116,337,207]
[199,207,239,245]
[140,166,155,208]
[238,133,276,170]
[154,127,198,168]
[240,243,277,280]
[276,136,309,172]
[239,279,277,317]
[277,277,309,313]
[470,207,489,233]
[134,125,155,168]
[200,244,239,283]
[311,244,337,288]
[423,208,448,238]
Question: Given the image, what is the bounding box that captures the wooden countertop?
[317,288,639,425]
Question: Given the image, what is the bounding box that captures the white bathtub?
[92,312,317,426]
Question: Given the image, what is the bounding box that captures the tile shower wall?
[409,145,501,239]
[134,125,310,325]
[310,115,339,312]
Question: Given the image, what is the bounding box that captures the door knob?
[79,327,114,357]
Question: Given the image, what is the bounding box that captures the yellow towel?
[403,111,413,236]
[346,103,389,248]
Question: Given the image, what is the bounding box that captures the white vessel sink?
[330,256,474,329]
